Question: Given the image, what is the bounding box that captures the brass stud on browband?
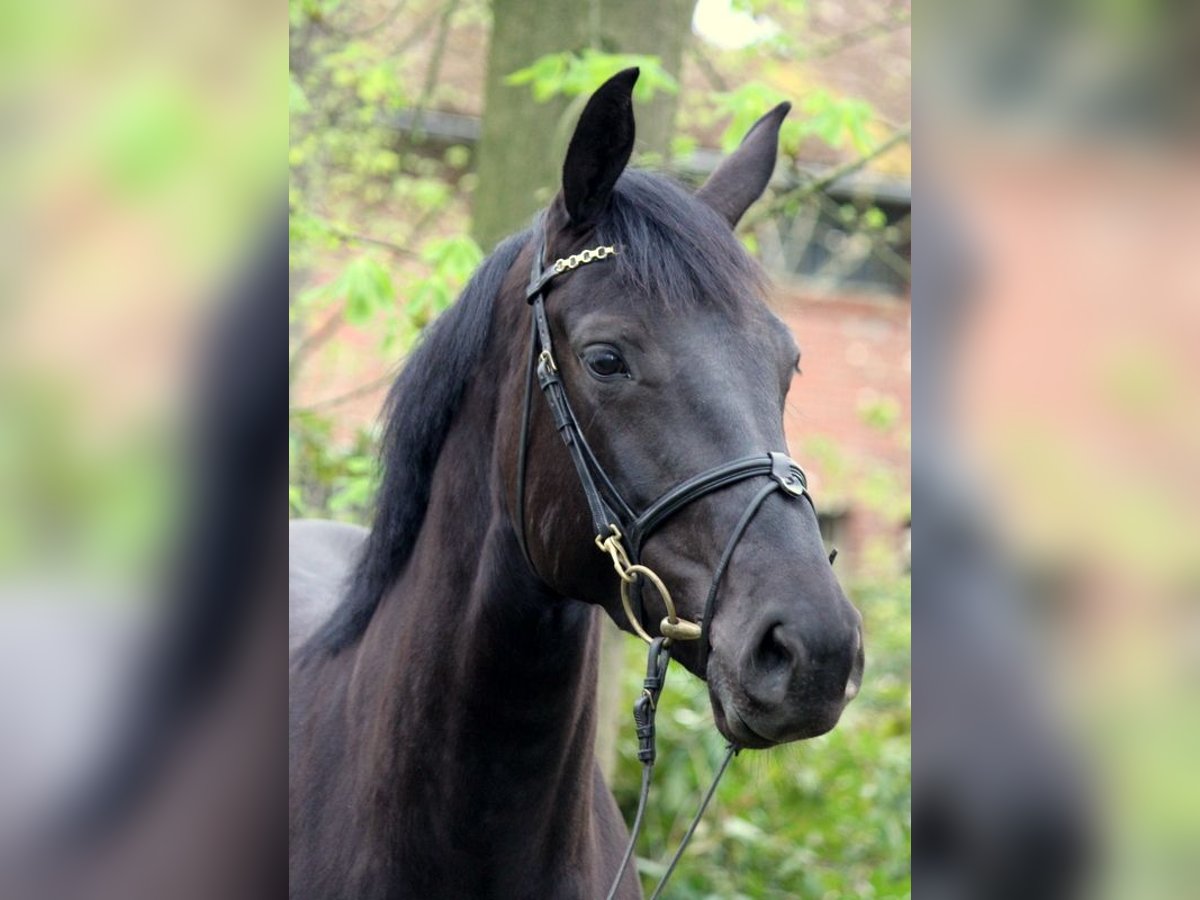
[552,245,616,274]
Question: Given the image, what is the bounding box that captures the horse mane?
[303,170,762,657]
[304,229,529,656]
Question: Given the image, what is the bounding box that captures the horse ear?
[561,67,639,227]
[696,102,791,228]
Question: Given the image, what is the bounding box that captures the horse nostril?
[753,622,796,676]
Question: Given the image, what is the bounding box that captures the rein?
[515,231,825,898]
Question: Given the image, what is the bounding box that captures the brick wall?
[771,284,911,570]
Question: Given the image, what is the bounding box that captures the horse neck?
[346,341,604,863]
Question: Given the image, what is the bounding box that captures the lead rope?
[603,638,739,900]
[648,743,739,900]
[605,638,672,900]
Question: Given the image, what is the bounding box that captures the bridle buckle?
[769,451,808,497]
[595,525,701,645]
[595,524,634,583]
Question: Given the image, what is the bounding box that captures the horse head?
[501,69,864,746]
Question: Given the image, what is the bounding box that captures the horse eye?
[582,346,629,380]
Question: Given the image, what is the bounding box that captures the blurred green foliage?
[289,0,487,518]
[97,80,203,196]
[288,0,486,324]
[0,380,176,580]
[802,433,910,533]
[713,82,877,155]
[506,50,680,103]
[289,410,377,520]
[506,47,888,168]
[613,575,911,898]
[1,0,276,588]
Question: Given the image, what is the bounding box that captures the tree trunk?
[472,0,697,251]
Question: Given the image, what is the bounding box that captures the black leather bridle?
[517,233,816,661]
[515,230,826,898]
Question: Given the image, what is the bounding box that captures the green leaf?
[329,473,374,512]
[289,77,311,115]
[796,90,880,153]
[712,82,787,152]
[723,816,767,845]
[863,206,887,230]
[421,235,484,284]
[408,278,448,324]
[357,63,402,107]
[332,255,395,326]
[859,393,901,432]
[443,144,471,169]
[670,134,697,159]
[506,51,678,104]
[412,178,450,212]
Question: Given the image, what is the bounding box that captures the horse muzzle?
[709,612,864,747]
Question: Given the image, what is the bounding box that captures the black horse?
[290,69,863,899]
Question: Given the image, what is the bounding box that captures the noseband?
[515,230,831,898]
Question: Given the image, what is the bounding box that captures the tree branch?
[409,0,463,139]
[326,225,417,258]
[288,202,445,385]
[318,0,410,40]
[291,370,399,415]
[802,11,911,61]
[746,125,910,229]
[394,0,456,54]
[289,305,346,384]
[689,43,729,93]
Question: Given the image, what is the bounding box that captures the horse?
[290,68,864,899]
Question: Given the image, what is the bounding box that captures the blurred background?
[916,2,1199,899]
[288,0,910,897]
[1,0,284,896]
